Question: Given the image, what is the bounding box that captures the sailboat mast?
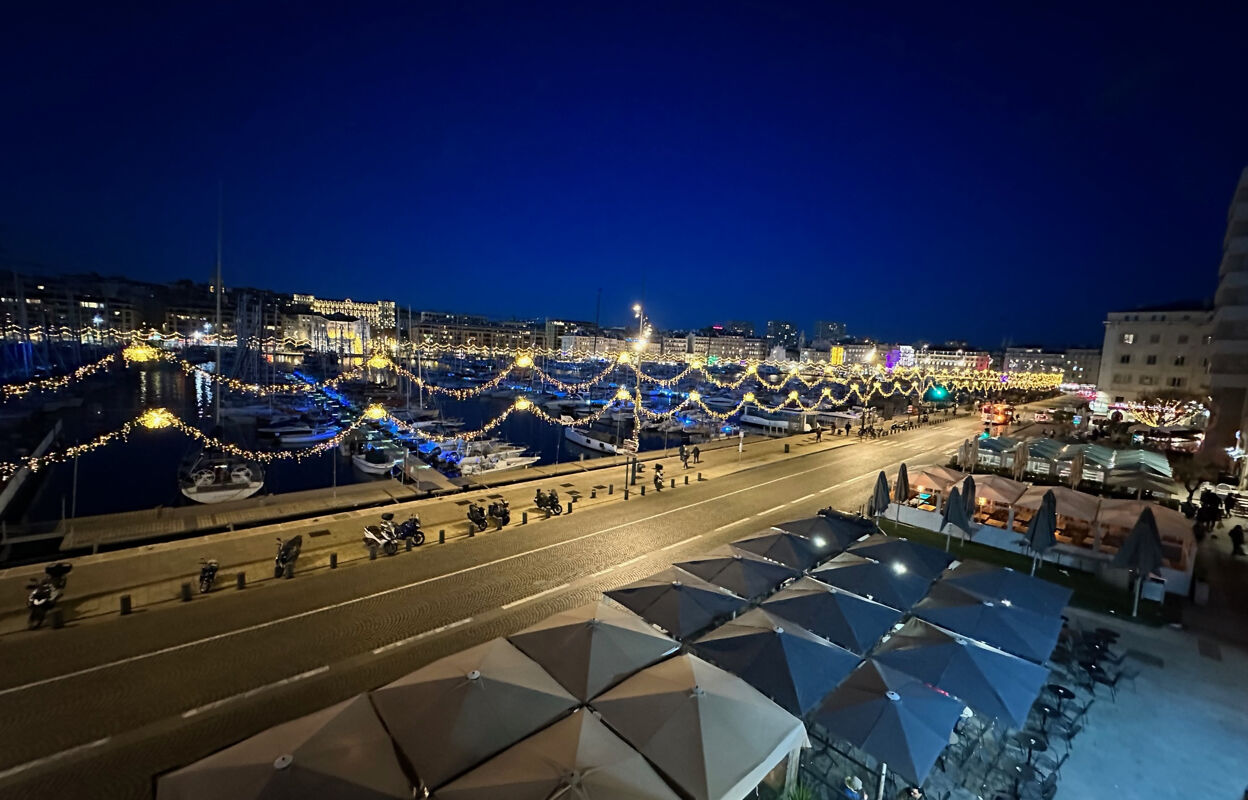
[214,186,223,427]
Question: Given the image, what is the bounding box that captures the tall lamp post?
[629,304,652,485]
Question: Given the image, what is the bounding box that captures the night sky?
[2,2,1246,348]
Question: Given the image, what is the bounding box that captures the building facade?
[292,294,396,329]
[765,320,800,350]
[813,320,847,343]
[1204,167,1248,465]
[1062,348,1101,385]
[1097,305,1214,402]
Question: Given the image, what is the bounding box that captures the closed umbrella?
[811,553,935,612]
[675,546,800,601]
[850,533,956,580]
[968,437,980,473]
[156,695,412,800]
[605,566,747,640]
[811,660,965,786]
[371,638,579,790]
[869,471,891,518]
[913,582,1063,664]
[1012,442,1029,481]
[937,561,1071,618]
[1023,489,1058,576]
[693,608,861,717]
[940,487,974,552]
[872,618,1050,729]
[762,576,902,654]
[593,654,807,800]
[508,599,679,702]
[1068,449,1085,489]
[895,464,912,520]
[961,476,977,519]
[1112,507,1165,617]
[732,530,822,571]
[435,708,680,800]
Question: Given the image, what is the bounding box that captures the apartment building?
[1097,304,1214,402]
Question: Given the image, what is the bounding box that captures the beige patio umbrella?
[592,654,806,800]
[1012,441,1029,481]
[156,694,412,800]
[372,638,579,790]
[435,708,680,800]
[1068,449,1085,489]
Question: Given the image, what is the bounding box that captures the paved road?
[0,413,996,800]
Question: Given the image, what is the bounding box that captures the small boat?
[257,420,313,437]
[564,427,621,454]
[459,453,541,476]
[275,424,341,446]
[179,451,265,504]
[353,446,403,475]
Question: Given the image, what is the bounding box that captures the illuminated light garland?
[366,353,391,370]
[159,351,367,394]
[363,403,388,420]
[529,360,621,393]
[138,408,177,428]
[1130,399,1204,428]
[388,360,514,399]
[0,352,117,402]
[122,343,161,363]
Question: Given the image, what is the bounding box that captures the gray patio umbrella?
[605,566,747,640]
[775,511,873,557]
[675,546,800,601]
[157,694,412,800]
[940,487,974,552]
[435,708,680,800]
[895,463,911,510]
[937,561,1071,618]
[811,553,935,612]
[969,437,980,472]
[1068,449,1085,488]
[508,599,679,701]
[849,533,956,580]
[593,654,807,800]
[1023,489,1058,576]
[371,638,579,790]
[871,618,1050,729]
[693,608,862,717]
[1112,507,1165,617]
[732,530,822,571]
[868,471,891,517]
[913,582,1063,664]
[762,576,902,654]
[811,660,965,786]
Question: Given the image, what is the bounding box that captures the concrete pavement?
[0,412,992,800]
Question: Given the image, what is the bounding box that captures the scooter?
[364,513,401,556]
[198,558,219,593]
[535,488,563,515]
[26,562,72,629]
[467,503,488,532]
[487,499,510,528]
[394,515,425,546]
[274,535,303,578]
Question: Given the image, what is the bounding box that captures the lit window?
[1121,333,1134,344]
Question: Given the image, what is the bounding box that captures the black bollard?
[51,609,64,629]
[566,501,572,514]
[671,478,675,489]
[684,475,689,485]
[522,512,528,525]
[784,443,790,453]
[591,488,596,499]
[438,529,445,543]
[369,546,378,561]
[406,538,413,551]
[181,582,192,602]
[284,562,294,579]
[236,572,246,590]
[698,472,704,481]
[609,484,614,495]
[120,594,132,615]
[468,526,475,537]
[640,484,646,496]
[624,488,629,500]
[330,552,338,569]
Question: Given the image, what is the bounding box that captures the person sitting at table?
[843,775,869,799]
[897,787,924,799]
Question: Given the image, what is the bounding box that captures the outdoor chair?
[1059,722,1084,747]
[1034,751,1069,781]
[1061,698,1094,729]
[1092,670,1123,701]
[1021,771,1059,800]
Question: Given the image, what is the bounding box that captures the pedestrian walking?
[845,421,852,436]
[679,443,687,461]
[1230,524,1245,557]
[815,426,823,443]
[692,445,700,463]
[681,451,689,469]
[1224,492,1237,518]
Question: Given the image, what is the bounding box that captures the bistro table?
[1012,763,1039,797]
[1047,683,1076,713]
[1033,703,1063,733]
[1012,732,1048,765]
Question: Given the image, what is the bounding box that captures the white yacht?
[564,427,621,454]
[179,452,265,504]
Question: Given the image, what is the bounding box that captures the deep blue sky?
[2,2,1245,348]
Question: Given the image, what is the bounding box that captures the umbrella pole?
[1030,552,1038,576]
[878,761,889,800]
[1131,570,1142,617]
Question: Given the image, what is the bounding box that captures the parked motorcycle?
[274,535,303,578]
[394,515,425,546]
[467,503,488,532]
[198,558,219,593]
[364,513,401,556]
[487,499,511,527]
[26,562,72,629]
[534,488,563,515]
